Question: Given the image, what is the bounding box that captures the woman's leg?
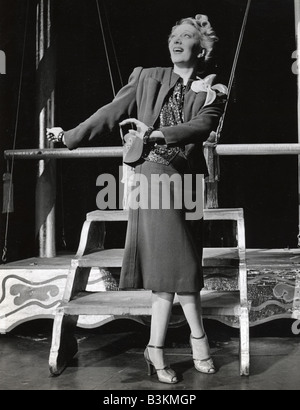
[178,292,215,373]
[177,292,205,339]
[148,291,175,368]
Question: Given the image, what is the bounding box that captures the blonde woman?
[47,14,227,384]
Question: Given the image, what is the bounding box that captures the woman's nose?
[174,36,182,44]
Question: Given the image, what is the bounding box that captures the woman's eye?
[184,34,191,38]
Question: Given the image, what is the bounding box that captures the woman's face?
[169,23,202,68]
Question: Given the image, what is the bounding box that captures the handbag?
[122,133,145,167]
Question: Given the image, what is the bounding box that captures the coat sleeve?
[161,93,226,146]
[64,67,143,150]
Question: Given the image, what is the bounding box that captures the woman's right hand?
[46,127,65,143]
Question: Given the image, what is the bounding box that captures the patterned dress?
[119,79,204,293]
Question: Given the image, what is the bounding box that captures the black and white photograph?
[0,0,299,392]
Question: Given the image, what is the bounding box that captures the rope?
[96,0,117,97]
[102,0,124,88]
[2,0,30,264]
[216,0,252,141]
[59,163,67,250]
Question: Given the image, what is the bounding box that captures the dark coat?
[64,67,226,174]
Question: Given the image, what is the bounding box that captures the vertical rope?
[102,0,124,87]
[96,0,117,97]
[59,162,67,250]
[2,0,30,263]
[205,0,252,208]
[216,0,252,141]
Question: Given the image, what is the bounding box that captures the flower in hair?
[195,14,210,28]
[191,75,228,107]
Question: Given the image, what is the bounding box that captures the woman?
[47,14,227,385]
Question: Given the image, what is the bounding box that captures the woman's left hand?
[119,118,149,140]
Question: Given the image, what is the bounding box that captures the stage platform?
[0,249,300,333]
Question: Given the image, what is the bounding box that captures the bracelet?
[57,131,65,143]
[143,126,154,145]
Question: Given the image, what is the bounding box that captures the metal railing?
[3,143,300,258]
[5,144,300,160]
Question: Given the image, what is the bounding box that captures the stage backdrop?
[0,0,298,262]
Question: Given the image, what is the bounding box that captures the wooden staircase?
[49,208,250,377]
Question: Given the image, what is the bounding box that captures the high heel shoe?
[190,334,216,374]
[144,346,178,385]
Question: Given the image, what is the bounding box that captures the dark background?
[0,0,298,262]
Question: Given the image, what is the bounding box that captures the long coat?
[64,67,226,175]
[64,67,227,292]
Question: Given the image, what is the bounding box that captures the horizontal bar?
[215,144,300,156]
[4,144,300,160]
[4,147,124,159]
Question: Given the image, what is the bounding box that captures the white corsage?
[191,74,228,107]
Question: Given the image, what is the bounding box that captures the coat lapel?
[144,68,207,125]
[150,68,180,126]
[159,67,180,98]
[184,71,206,121]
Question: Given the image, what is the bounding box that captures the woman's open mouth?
[173,47,184,54]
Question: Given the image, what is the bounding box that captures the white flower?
[191,75,228,107]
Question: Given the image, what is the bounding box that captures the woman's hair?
[170,14,218,62]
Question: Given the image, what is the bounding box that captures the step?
[87,209,244,223]
[72,248,240,269]
[60,290,241,317]
[62,291,152,316]
[72,249,125,268]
